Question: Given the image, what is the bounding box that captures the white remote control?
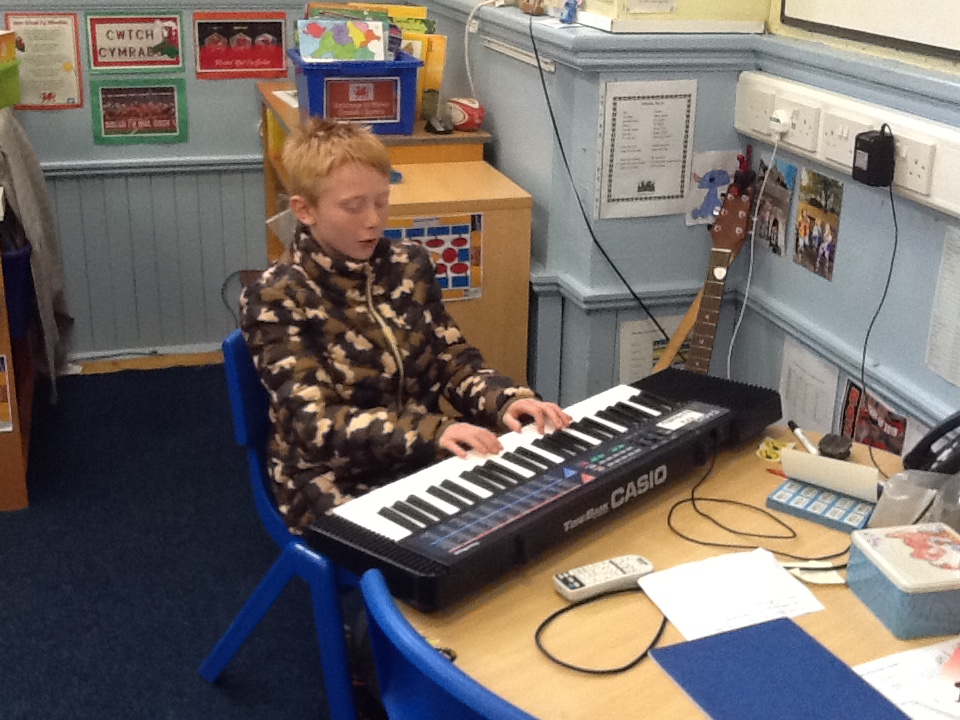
[553,554,655,602]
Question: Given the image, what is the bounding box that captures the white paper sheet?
[595,79,697,219]
[927,226,960,388]
[637,548,824,640]
[856,636,960,719]
[779,337,839,434]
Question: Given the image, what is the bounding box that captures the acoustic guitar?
[652,157,757,375]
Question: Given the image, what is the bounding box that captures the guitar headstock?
[708,156,757,252]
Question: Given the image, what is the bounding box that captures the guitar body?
[652,164,756,375]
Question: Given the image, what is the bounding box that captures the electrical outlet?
[893,135,936,195]
[821,111,874,168]
[735,86,775,136]
[776,99,821,153]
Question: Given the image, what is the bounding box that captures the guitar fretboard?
[685,247,733,374]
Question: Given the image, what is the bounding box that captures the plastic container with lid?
[848,521,960,639]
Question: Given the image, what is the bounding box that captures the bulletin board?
[781,0,960,58]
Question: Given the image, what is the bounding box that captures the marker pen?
[788,421,820,455]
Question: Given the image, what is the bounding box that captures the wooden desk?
[0,250,32,510]
[256,83,532,384]
[402,427,944,719]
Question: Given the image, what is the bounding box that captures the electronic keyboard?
[305,370,781,611]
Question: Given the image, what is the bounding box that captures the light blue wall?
[7,0,960,430]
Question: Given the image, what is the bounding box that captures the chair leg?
[198,547,298,682]
[293,544,358,720]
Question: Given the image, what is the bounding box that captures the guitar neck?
[685,247,734,374]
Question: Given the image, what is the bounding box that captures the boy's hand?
[439,422,503,458]
[502,398,572,434]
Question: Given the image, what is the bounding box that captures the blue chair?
[359,569,537,720]
[199,329,357,720]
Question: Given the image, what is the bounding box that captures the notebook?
[650,618,909,720]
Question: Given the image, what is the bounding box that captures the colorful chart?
[385,213,482,301]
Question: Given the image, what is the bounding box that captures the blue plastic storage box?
[289,49,421,135]
[1,244,33,339]
[848,522,960,639]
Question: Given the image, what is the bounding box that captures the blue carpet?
[0,365,333,720]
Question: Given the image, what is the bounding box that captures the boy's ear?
[289,195,316,226]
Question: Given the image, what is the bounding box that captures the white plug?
[769,108,793,137]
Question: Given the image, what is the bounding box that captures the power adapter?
[852,124,895,187]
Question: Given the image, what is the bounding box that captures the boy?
[240,119,570,532]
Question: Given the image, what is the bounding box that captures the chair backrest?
[222,328,292,548]
[359,569,537,720]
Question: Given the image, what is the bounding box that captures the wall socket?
[821,111,874,168]
[735,84,775,136]
[893,135,936,195]
[776,99,821,152]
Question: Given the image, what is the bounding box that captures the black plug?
[852,124,895,187]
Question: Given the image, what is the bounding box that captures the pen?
[788,421,820,455]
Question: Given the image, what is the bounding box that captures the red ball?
[445,98,484,132]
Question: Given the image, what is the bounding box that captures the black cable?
[526,17,675,348]
[857,154,900,478]
[221,269,244,328]
[666,436,851,564]
[534,588,668,674]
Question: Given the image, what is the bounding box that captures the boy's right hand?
[439,422,503,458]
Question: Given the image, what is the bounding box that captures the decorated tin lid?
[851,522,960,593]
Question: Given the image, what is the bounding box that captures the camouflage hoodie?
[239,228,536,531]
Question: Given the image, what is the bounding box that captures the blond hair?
[281,119,392,203]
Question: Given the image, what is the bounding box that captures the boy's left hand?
[502,398,572,435]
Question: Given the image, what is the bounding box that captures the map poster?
[4,12,83,110]
[383,214,483,301]
[86,12,183,73]
[193,11,286,80]
[90,77,188,145]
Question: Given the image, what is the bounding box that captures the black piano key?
[441,479,483,504]
[545,432,583,454]
[427,485,470,510]
[378,506,422,533]
[576,417,618,439]
[623,394,662,416]
[515,444,561,466]
[485,460,525,483]
[393,500,437,527]
[631,390,673,413]
[533,436,577,458]
[406,494,450,518]
[556,429,591,451]
[613,402,647,422]
[472,465,516,487]
[502,451,544,473]
[597,407,636,428]
[461,469,503,493]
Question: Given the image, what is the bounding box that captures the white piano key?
[563,426,603,446]
[621,397,662,417]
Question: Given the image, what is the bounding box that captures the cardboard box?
[0,30,15,64]
[848,522,960,639]
[289,49,421,135]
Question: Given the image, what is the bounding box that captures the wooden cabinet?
[257,83,533,383]
[0,251,32,511]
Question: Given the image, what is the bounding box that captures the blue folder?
[650,618,908,720]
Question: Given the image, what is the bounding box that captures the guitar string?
[527,18,680,360]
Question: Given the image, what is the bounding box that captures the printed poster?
[794,168,844,281]
[90,77,188,145]
[86,12,183,73]
[596,79,697,219]
[383,214,483,301]
[4,12,83,110]
[840,379,908,455]
[193,11,286,80]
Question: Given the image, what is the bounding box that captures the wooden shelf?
[0,251,31,511]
